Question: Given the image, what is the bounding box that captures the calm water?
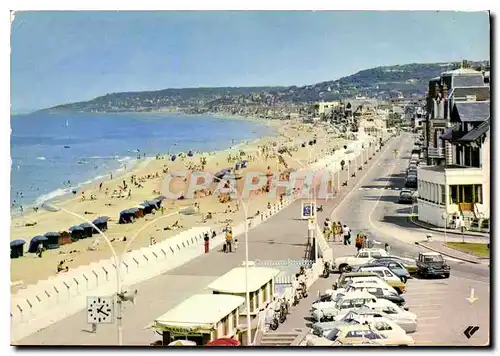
[10,112,274,211]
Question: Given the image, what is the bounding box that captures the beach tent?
[171,155,177,161]
[79,223,94,238]
[44,232,61,249]
[10,239,26,259]
[139,202,153,215]
[241,160,249,168]
[28,235,49,253]
[59,231,72,245]
[214,168,231,182]
[152,196,166,208]
[187,150,194,157]
[119,208,138,224]
[92,216,109,232]
[69,225,86,241]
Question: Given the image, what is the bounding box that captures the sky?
[10,11,490,113]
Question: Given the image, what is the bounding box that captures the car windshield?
[401,190,412,195]
[424,255,444,262]
[326,328,340,341]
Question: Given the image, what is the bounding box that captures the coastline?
[10,117,347,287]
[10,112,279,215]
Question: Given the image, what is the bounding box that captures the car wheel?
[444,273,450,279]
[400,276,407,284]
[339,264,350,273]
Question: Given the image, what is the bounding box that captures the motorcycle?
[292,292,300,306]
[323,261,331,278]
[268,310,280,331]
[299,281,308,298]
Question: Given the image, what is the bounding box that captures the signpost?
[301,201,316,220]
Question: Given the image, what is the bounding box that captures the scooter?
[278,305,287,324]
[292,292,300,306]
[323,261,331,278]
[299,281,308,298]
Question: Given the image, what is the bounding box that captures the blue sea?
[10,112,275,212]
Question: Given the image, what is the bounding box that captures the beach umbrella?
[205,338,241,347]
[187,150,194,157]
[171,155,177,161]
[68,225,84,232]
[28,235,48,253]
[10,239,26,258]
[10,239,26,247]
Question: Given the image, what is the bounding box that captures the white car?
[332,308,417,333]
[310,291,378,322]
[356,266,405,286]
[333,248,389,273]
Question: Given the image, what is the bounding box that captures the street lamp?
[212,175,252,345]
[441,212,448,244]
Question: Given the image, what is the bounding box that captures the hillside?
[40,60,488,114]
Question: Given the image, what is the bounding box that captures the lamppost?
[41,202,179,345]
[212,175,252,345]
[442,212,448,244]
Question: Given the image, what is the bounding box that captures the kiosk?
[152,294,245,346]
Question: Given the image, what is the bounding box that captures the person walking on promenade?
[384,243,391,255]
[204,232,210,253]
[355,233,364,252]
[336,222,343,242]
[225,229,233,253]
[343,225,351,245]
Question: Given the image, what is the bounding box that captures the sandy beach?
[10,118,350,287]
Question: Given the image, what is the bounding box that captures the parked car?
[398,190,414,204]
[356,260,411,283]
[375,257,418,275]
[355,266,407,293]
[405,176,417,188]
[368,258,414,280]
[333,307,417,334]
[306,324,415,346]
[310,291,378,322]
[333,248,389,273]
[334,272,406,294]
[416,252,450,278]
[347,285,406,306]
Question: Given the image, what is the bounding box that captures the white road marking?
[417,316,442,321]
[406,304,443,309]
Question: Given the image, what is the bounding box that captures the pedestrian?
[91,323,97,333]
[355,233,363,252]
[225,230,233,253]
[234,238,239,252]
[343,225,351,245]
[99,182,103,191]
[105,188,109,198]
[204,233,210,253]
[127,190,132,199]
[36,243,44,258]
[384,243,391,255]
[337,222,343,242]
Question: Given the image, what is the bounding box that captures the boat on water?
[77,160,88,165]
[64,145,70,148]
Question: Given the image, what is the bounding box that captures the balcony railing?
[427,147,445,158]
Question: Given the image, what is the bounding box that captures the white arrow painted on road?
[466,287,479,304]
[372,240,381,244]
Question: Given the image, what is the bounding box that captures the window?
[383,307,397,314]
[359,252,369,258]
[474,185,483,204]
[232,311,238,330]
[440,185,446,206]
[375,271,384,278]
[384,269,395,278]
[371,253,382,258]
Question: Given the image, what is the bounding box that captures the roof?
[459,119,490,142]
[452,101,490,123]
[453,75,485,88]
[448,86,490,101]
[340,291,377,299]
[420,252,441,256]
[440,124,462,140]
[154,294,245,331]
[208,267,280,293]
[442,67,482,75]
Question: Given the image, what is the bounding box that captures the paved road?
[329,133,490,346]
[17,138,386,346]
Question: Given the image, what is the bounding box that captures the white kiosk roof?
[154,294,245,331]
[208,267,280,293]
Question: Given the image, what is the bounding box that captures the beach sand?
[10,119,351,287]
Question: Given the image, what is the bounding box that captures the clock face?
[87,296,114,324]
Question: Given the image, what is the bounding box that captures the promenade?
[18,136,389,345]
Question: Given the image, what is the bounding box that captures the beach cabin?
[135,205,145,217]
[79,223,94,238]
[207,267,280,322]
[92,216,109,232]
[140,201,155,215]
[28,235,48,253]
[152,294,245,346]
[43,232,61,249]
[69,225,86,241]
[119,208,139,224]
[10,239,26,259]
[59,231,72,245]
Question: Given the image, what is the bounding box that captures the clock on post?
[87,296,115,324]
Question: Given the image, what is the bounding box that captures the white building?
[417,101,490,229]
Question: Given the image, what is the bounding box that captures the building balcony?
[418,165,484,185]
[426,147,445,158]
